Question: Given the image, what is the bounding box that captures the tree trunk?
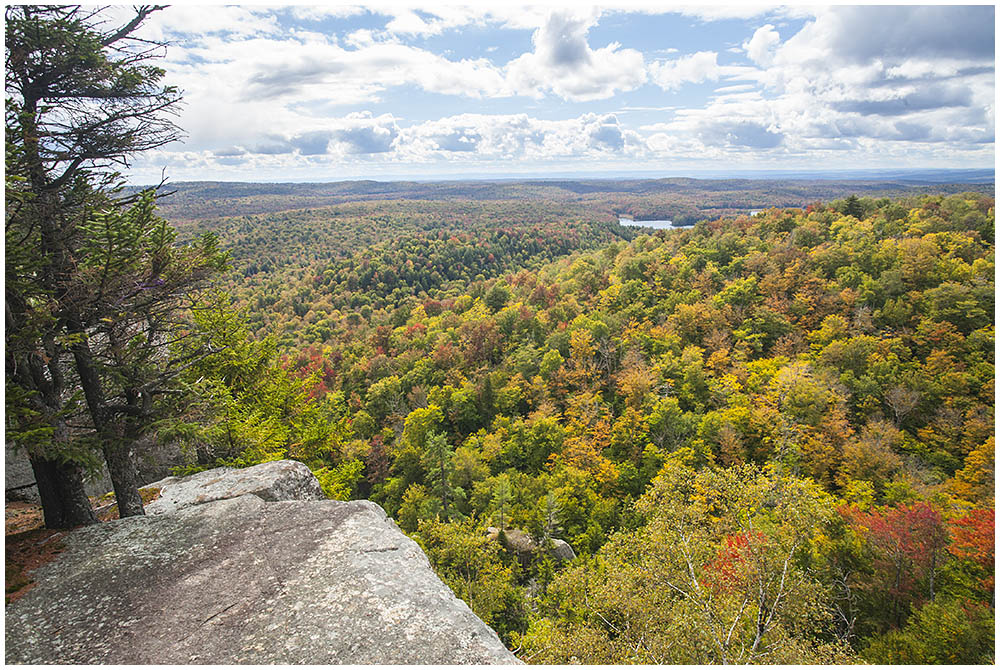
[30,454,98,528]
[71,335,146,518]
[102,442,145,517]
[6,316,97,529]
[13,125,104,528]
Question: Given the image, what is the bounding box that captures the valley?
[153,182,995,663]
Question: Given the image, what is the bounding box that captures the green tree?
[422,430,457,517]
[6,149,98,527]
[415,518,528,645]
[522,462,852,664]
[6,5,191,523]
[540,490,562,544]
[74,195,226,509]
[485,282,511,313]
[862,597,994,664]
[491,473,513,530]
[842,195,864,218]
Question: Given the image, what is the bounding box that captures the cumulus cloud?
[246,58,346,100]
[394,112,645,163]
[698,120,783,149]
[767,6,994,81]
[122,5,992,181]
[217,113,399,157]
[332,114,400,154]
[432,130,482,152]
[404,115,540,158]
[290,131,334,156]
[163,111,647,177]
[806,5,994,65]
[649,51,720,90]
[213,146,246,157]
[832,84,974,117]
[344,29,376,48]
[385,10,445,36]
[250,137,295,155]
[128,5,280,41]
[687,4,998,154]
[241,41,507,103]
[143,8,676,111]
[505,10,646,101]
[590,122,625,151]
[743,24,779,67]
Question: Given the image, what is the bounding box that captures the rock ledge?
[144,459,325,515]
[5,462,518,665]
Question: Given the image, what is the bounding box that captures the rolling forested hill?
[159,184,994,664]
[8,6,992,666]
[152,176,993,224]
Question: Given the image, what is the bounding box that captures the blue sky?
[122,3,995,182]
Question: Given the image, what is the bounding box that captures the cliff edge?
[5,461,518,664]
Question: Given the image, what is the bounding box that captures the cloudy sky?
[120,3,995,182]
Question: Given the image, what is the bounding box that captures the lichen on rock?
[144,459,325,515]
[5,462,518,665]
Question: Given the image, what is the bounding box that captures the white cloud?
[331,112,401,154]
[288,5,367,22]
[156,6,654,124]
[134,5,280,40]
[743,24,779,67]
[714,84,756,93]
[209,37,510,104]
[505,10,646,101]
[385,10,443,36]
[653,4,999,158]
[649,51,720,91]
[670,5,814,22]
[399,112,646,161]
[387,6,493,35]
[344,29,376,48]
[121,4,993,181]
[132,111,651,181]
[478,6,560,31]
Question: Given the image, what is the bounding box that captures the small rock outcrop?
[6,462,518,664]
[488,527,577,565]
[548,537,577,562]
[144,459,325,515]
[4,444,38,502]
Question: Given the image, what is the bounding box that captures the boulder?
[5,494,519,664]
[5,444,38,502]
[5,445,113,501]
[489,527,576,564]
[132,436,195,485]
[549,538,577,562]
[144,459,325,515]
[498,528,535,557]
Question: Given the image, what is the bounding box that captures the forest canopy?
[169,190,994,664]
[4,8,993,664]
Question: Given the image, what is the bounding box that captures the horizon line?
[128,167,996,187]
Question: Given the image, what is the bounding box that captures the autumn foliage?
[949,508,995,591]
[168,190,993,663]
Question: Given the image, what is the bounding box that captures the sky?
[117,3,996,183]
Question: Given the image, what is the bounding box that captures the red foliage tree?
[841,502,948,625]
[703,530,767,594]
[949,508,995,591]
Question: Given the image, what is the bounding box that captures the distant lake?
[618,217,675,230]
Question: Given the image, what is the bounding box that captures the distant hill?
[135,176,994,225]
